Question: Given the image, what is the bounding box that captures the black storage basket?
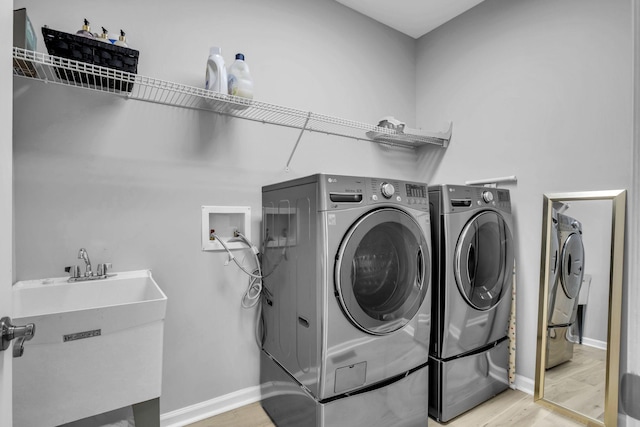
[41,27,139,92]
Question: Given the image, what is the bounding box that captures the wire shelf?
[12,47,452,149]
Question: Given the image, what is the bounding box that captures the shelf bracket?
[285,112,312,172]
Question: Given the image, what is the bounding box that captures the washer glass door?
[560,233,585,299]
[455,211,514,311]
[335,208,430,335]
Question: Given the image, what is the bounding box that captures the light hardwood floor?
[187,388,585,427]
[543,343,606,422]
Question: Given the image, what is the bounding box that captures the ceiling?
[334,0,486,39]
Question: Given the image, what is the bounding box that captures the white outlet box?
[201,206,251,251]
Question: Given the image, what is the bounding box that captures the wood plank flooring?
[187,389,585,427]
[430,389,583,427]
[543,344,606,422]
[187,402,273,427]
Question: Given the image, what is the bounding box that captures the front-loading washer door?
[560,232,585,299]
[335,208,430,335]
[454,211,514,311]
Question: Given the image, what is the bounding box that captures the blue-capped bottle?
[227,53,253,99]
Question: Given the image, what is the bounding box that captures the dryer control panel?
[433,184,512,214]
[319,174,429,212]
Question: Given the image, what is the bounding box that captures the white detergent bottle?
[205,47,227,93]
[227,53,253,99]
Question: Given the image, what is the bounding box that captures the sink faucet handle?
[12,323,35,358]
[97,263,112,276]
[1,317,35,358]
[77,248,92,276]
[64,265,81,278]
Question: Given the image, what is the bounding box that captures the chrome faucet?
[78,247,92,277]
[64,248,114,282]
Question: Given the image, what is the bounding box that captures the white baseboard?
[513,375,535,396]
[160,386,262,427]
[581,337,607,350]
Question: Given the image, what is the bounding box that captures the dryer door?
[548,231,585,326]
[547,216,562,324]
[335,208,430,335]
[454,211,514,311]
[549,217,560,289]
[560,232,585,299]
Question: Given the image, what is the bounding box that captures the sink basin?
[13,269,167,334]
[12,270,167,427]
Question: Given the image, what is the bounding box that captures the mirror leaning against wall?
[534,190,626,427]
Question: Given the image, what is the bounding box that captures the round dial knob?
[380,182,395,199]
[482,191,494,203]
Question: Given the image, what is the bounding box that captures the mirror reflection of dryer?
[260,174,433,427]
[428,184,515,423]
[546,212,585,369]
[546,208,560,323]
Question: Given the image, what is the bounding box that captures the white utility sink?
[12,270,167,427]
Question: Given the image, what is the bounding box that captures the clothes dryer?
[260,174,432,427]
[428,184,515,423]
[546,213,584,369]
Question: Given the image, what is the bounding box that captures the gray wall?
[415,0,633,386]
[12,0,419,415]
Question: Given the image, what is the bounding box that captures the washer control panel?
[321,175,429,211]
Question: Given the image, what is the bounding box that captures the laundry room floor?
[186,388,584,427]
[543,344,606,421]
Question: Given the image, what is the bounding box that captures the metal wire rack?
[12,47,452,151]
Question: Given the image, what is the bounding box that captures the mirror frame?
[534,189,626,427]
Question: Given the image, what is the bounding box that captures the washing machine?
[428,184,515,423]
[546,212,585,369]
[260,174,432,427]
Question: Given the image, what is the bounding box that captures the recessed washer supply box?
[201,205,251,251]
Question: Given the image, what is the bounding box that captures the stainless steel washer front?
[428,184,514,423]
[335,207,429,335]
[261,174,432,415]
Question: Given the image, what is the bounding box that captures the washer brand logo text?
[328,178,337,183]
